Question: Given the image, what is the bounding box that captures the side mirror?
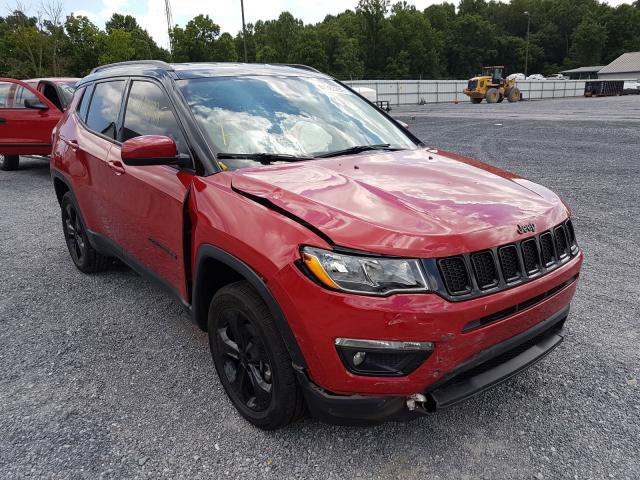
[24,98,48,110]
[121,135,190,167]
[397,120,409,130]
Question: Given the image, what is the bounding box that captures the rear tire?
[0,155,19,171]
[507,87,521,102]
[208,281,305,430]
[60,192,111,273]
[485,88,499,103]
[470,97,482,104]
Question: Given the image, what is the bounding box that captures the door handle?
[67,139,79,151]
[108,160,126,175]
[0,117,6,124]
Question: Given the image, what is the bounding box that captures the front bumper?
[271,251,582,396]
[297,305,568,425]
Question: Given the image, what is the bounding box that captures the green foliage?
[0,1,638,80]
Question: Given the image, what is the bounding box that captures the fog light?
[353,351,366,366]
[335,338,434,377]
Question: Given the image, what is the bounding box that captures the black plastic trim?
[85,229,190,311]
[462,275,578,332]
[193,244,307,369]
[426,305,569,409]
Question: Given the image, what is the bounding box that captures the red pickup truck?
[0,77,77,170]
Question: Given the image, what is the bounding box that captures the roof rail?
[273,63,322,74]
[90,60,172,75]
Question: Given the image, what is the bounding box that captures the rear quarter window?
[85,81,125,140]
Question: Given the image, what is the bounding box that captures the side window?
[0,81,39,108]
[85,81,125,140]
[122,81,188,155]
[77,84,93,122]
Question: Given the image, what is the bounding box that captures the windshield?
[59,83,76,108]
[178,75,417,166]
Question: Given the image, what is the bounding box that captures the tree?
[64,15,101,75]
[356,0,390,76]
[170,14,221,62]
[567,13,607,67]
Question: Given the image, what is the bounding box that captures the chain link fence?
[344,79,587,105]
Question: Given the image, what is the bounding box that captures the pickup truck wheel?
[208,281,304,430]
[0,155,19,171]
[60,192,111,273]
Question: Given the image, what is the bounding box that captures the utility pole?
[165,0,174,56]
[524,11,531,77]
[241,0,248,63]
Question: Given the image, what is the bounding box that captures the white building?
[598,52,640,80]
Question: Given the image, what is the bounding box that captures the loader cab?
[482,66,504,85]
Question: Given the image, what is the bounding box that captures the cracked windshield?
[178,75,417,169]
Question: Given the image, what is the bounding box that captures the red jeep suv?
[51,61,583,429]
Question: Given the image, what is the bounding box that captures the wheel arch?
[52,171,72,205]
[193,244,307,369]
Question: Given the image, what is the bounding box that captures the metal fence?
[344,79,587,105]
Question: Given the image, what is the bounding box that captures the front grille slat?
[554,226,569,258]
[438,257,471,295]
[498,245,520,282]
[539,232,555,266]
[471,251,499,289]
[521,239,540,274]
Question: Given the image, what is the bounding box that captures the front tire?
[208,281,304,430]
[470,97,482,104]
[0,155,19,171]
[485,88,499,103]
[60,192,111,273]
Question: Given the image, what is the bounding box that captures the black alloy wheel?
[208,281,304,429]
[60,192,111,273]
[62,198,88,266]
[216,307,274,412]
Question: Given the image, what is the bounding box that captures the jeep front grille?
[426,219,578,301]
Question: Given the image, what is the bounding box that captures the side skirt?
[85,229,192,314]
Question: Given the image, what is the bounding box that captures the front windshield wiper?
[315,144,404,158]
[216,152,312,165]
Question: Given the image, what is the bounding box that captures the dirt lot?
[1,96,639,479]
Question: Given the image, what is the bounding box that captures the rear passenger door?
[105,80,193,300]
[70,80,127,236]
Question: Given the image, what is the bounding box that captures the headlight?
[301,246,429,295]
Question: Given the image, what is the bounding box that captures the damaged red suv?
[51,61,583,429]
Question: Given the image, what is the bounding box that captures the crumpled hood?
[231,148,569,257]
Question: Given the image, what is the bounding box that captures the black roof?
[81,61,327,85]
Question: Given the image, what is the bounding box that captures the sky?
[7,0,634,49]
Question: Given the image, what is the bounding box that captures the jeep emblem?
[517,223,535,234]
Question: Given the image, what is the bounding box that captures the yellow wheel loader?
[463,66,521,104]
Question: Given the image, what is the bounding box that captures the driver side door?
[0,78,62,156]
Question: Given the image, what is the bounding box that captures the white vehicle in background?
[351,86,377,103]
[507,73,525,81]
[527,74,546,80]
[351,86,391,111]
[546,73,568,80]
[622,80,640,94]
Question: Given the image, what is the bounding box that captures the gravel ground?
[1,96,639,479]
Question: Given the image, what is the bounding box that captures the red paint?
[121,135,177,161]
[0,78,65,155]
[52,90,583,397]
